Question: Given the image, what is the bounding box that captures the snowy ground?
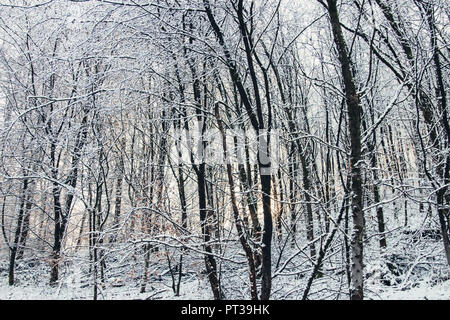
[1,275,449,300]
[1,214,449,300]
[1,242,448,300]
[380,280,450,300]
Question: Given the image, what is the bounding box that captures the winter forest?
[0,0,448,301]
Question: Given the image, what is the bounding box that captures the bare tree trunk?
[422,1,450,267]
[203,0,275,298]
[289,148,298,248]
[215,103,258,300]
[16,185,33,260]
[110,138,125,244]
[327,0,365,300]
[8,178,29,285]
[365,101,387,250]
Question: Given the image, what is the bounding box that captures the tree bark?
[327,0,365,300]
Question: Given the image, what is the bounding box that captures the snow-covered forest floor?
[0,0,449,302]
[1,217,449,300]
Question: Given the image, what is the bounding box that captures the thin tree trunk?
[216,103,258,299]
[422,2,450,267]
[203,0,273,299]
[8,178,29,285]
[16,186,33,260]
[110,139,125,244]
